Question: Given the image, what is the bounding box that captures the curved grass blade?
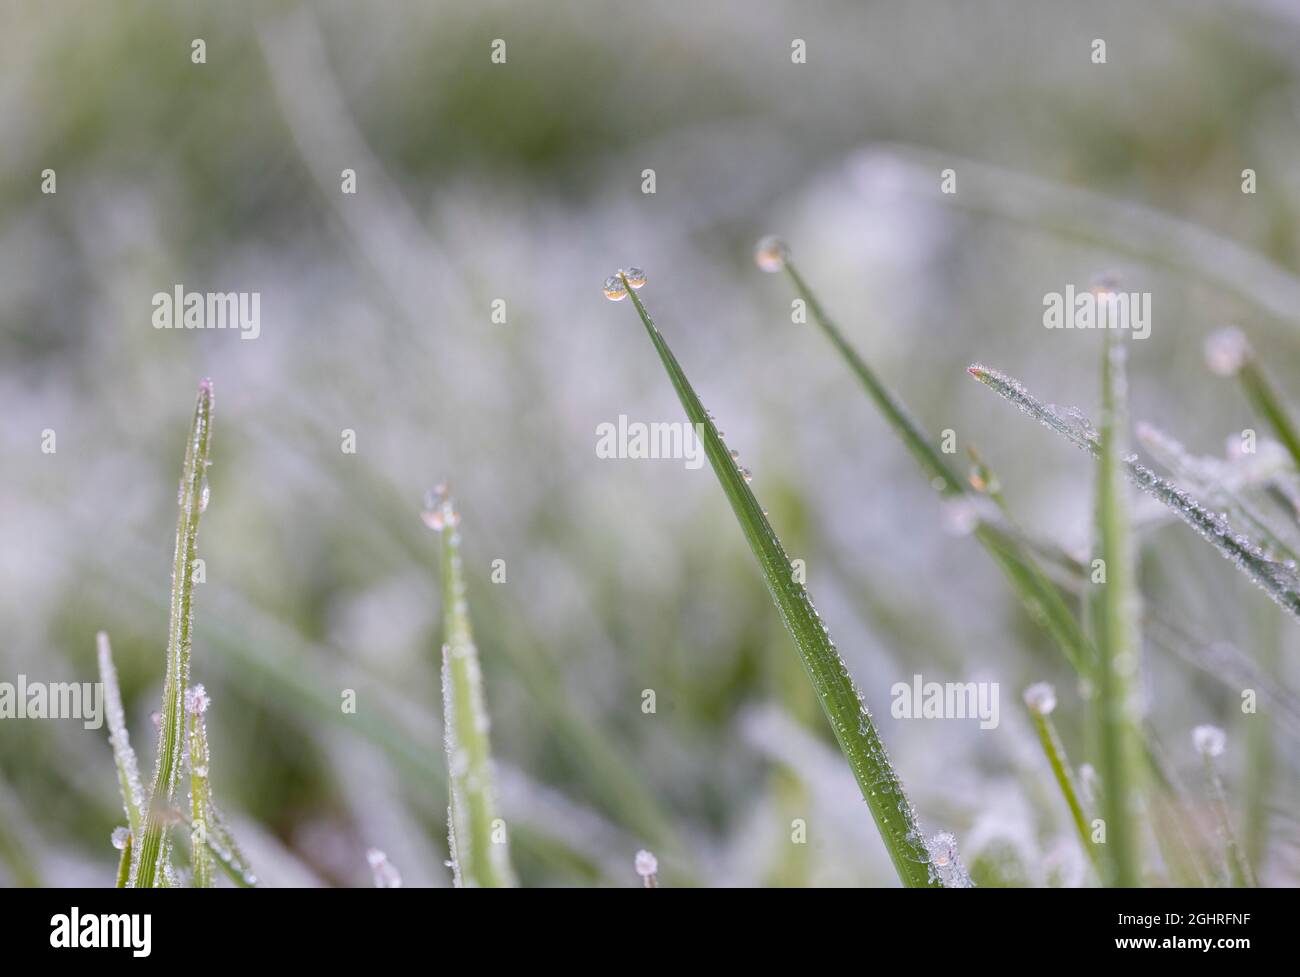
[132,378,214,888]
[96,632,144,843]
[776,253,1094,675]
[968,363,1300,620]
[426,485,518,888]
[1090,334,1145,887]
[616,272,939,887]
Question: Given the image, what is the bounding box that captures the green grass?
[1023,683,1101,879]
[187,686,213,888]
[1193,726,1257,887]
[615,270,942,888]
[131,378,214,888]
[97,632,143,850]
[968,363,1300,619]
[769,244,1095,678]
[1089,333,1145,887]
[427,484,518,888]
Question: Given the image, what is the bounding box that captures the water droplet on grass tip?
[366,848,403,888]
[421,483,459,532]
[623,267,647,289]
[634,849,659,887]
[1204,327,1250,377]
[1023,682,1056,715]
[603,275,628,301]
[1192,724,1226,758]
[754,235,789,273]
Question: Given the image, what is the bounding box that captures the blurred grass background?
[1,0,1299,886]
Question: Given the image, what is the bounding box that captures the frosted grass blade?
[426,485,518,888]
[773,251,1094,675]
[187,686,213,888]
[97,632,144,843]
[968,363,1300,620]
[132,378,214,888]
[616,272,939,887]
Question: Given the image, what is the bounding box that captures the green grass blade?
[114,834,132,888]
[969,363,1300,620]
[1207,327,1300,472]
[132,378,214,888]
[96,631,144,842]
[616,272,939,887]
[1090,333,1145,887]
[1194,726,1257,887]
[426,485,518,888]
[186,686,213,888]
[773,249,1094,676]
[1243,606,1276,879]
[1023,683,1101,879]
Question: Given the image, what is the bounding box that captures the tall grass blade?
[771,248,1095,676]
[1089,334,1145,887]
[96,632,144,843]
[1193,726,1257,887]
[615,271,940,887]
[132,378,214,888]
[1023,683,1101,879]
[426,485,518,888]
[968,363,1300,620]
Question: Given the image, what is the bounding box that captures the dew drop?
[366,848,403,888]
[623,267,647,289]
[1192,724,1226,758]
[421,483,459,532]
[198,476,210,514]
[111,826,130,850]
[603,275,628,301]
[754,235,789,273]
[1204,326,1250,377]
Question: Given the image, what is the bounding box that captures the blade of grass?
[1089,333,1145,887]
[772,249,1095,676]
[968,363,1300,620]
[1207,327,1300,473]
[186,685,213,888]
[114,834,132,888]
[1023,683,1101,880]
[1243,602,1276,879]
[616,271,939,887]
[96,632,144,843]
[426,484,518,888]
[1193,726,1257,887]
[132,377,214,888]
